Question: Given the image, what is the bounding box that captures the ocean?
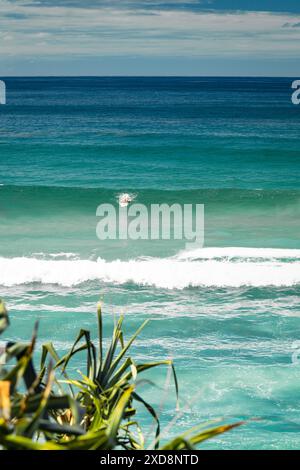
[1,77,300,449]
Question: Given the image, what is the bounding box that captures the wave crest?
[1,248,300,289]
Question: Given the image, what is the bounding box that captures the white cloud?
[0,0,300,58]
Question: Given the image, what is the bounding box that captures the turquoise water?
[1,77,300,449]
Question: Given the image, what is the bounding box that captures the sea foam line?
[175,247,300,260]
[0,248,300,289]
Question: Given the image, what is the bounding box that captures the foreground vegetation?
[0,299,242,450]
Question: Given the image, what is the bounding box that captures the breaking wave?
[1,247,300,289]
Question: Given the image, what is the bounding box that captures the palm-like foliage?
[0,299,243,450]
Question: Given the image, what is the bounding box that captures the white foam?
[0,248,300,289]
[176,247,300,260]
[32,252,78,259]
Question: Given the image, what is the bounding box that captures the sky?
[1,1,300,76]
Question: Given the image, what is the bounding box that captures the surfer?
[119,193,133,207]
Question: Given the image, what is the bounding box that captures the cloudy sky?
[1,0,300,75]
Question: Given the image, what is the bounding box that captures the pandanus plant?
[0,299,242,450]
